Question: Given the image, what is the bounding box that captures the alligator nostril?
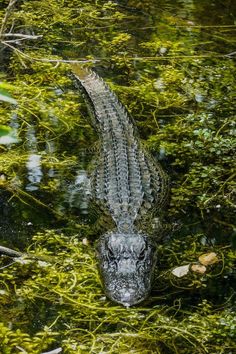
[122,291,133,301]
[116,288,137,304]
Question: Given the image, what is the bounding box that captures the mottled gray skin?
[96,231,157,306]
[72,65,168,306]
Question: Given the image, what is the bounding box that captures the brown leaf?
[191,264,207,274]
[198,252,218,266]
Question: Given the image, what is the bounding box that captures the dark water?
[0,1,235,258]
[0,1,235,352]
[0,0,235,247]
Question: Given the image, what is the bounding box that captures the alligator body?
[72,65,169,306]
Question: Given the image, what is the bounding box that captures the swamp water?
[0,0,235,353]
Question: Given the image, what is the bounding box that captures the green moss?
[0,0,235,353]
[0,231,235,353]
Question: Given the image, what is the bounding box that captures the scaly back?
[71,65,168,233]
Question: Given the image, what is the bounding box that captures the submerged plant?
[0,0,235,353]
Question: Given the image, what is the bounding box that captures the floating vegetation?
[0,230,235,353]
[0,0,235,353]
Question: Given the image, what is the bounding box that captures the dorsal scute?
[73,65,168,227]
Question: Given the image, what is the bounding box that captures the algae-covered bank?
[0,0,235,353]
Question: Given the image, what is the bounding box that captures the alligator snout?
[114,288,137,306]
[110,286,149,307]
[97,231,157,306]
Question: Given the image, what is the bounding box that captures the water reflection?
[67,169,91,215]
[22,120,92,216]
[25,125,43,191]
[45,135,56,179]
[25,125,38,151]
[25,153,43,191]
[1,0,234,238]
[9,112,20,130]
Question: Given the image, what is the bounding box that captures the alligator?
[72,65,169,307]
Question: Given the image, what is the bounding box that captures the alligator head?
[96,231,157,306]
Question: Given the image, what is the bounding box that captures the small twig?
[0,245,23,258]
[15,346,27,354]
[1,33,43,39]
[1,41,99,64]
[0,245,53,262]
[225,51,236,57]
[0,260,18,270]
[1,34,43,44]
[0,0,18,40]
[3,38,40,44]
[41,348,62,354]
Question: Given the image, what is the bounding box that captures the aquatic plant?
[0,0,235,353]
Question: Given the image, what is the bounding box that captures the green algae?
[0,230,235,353]
[0,0,235,353]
